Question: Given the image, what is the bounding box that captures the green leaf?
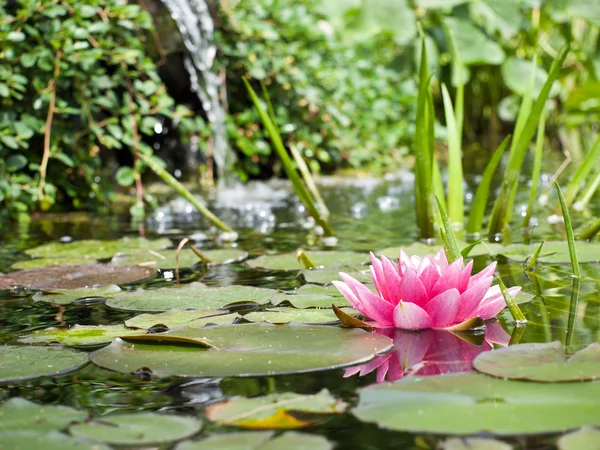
[25,237,172,259]
[110,249,248,269]
[19,325,149,348]
[176,431,333,450]
[243,307,356,324]
[246,251,367,271]
[558,427,600,450]
[5,155,28,172]
[0,431,111,450]
[125,310,238,330]
[115,166,135,187]
[502,57,561,98]
[32,285,122,305]
[444,17,505,65]
[0,398,87,432]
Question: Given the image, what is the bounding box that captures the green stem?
[555,181,580,278]
[498,277,527,323]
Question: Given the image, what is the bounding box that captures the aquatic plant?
[332,249,520,330]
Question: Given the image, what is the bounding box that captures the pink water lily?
[344,323,510,383]
[332,248,521,330]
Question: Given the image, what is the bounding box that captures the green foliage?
[0,0,203,219]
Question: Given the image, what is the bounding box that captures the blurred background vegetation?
[1,0,599,220]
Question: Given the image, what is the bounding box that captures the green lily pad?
[19,325,148,347]
[442,438,513,450]
[499,241,600,264]
[375,241,504,260]
[271,293,350,309]
[25,237,172,260]
[473,341,600,382]
[0,264,155,289]
[106,283,275,312]
[33,285,122,305]
[246,251,367,271]
[125,310,239,329]
[175,431,333,450]
[89,323,393,378]
[69,412,201,445]
[111,249,248,269]
[289,285,344,296]
[0,346,88,384]
[352,372,600,435]
[300,265,371,285]
[205,390,346,428]
[0,430,111,450]
[243,307,356,324]
[11,256,97,270]
[558,427,600,450]
[0,398,87,432]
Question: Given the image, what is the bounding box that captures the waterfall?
[160,0,234,184]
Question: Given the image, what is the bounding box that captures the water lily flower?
[332,248,521,330]
[344,323,510,383]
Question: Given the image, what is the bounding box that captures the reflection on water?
[344,323,510,383]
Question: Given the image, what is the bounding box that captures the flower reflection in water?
[344,322,510,383]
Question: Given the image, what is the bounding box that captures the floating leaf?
[25,237,172,259]
[33,285,122,305]
[0,264,155,289]
[247,251,367,271]
[11,256,96,270]
[90,323,393,378]
[271,293,349,309]
[558,427,600,450]
[442,437,513,450]
[111,249,248,269]
[243,307,356,324]
[0,398,87,432]
[205,390,346,429]
[352,372,600,435]
[19,325,148,347]
[499,241,600,264]
[473,341,600,382]
[125,309,238,329]
[69,412,202,445]
[375,241,503,260]
[0,346,88,384]
[175,431,333,450]
[0,430,111,450]
[106,283,274,312]
[300,265,371,285]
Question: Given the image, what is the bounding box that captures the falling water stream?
[160,0,234,183]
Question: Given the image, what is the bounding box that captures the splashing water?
[160,0,235,183]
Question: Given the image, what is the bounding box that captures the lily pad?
[499,241,600,264]
[375,241,504,260]
[300,265,371,285]
[0,264,155,289]
[89,323,393,378]
[25,237,172,259]
[0,346,88,384]
[243,307,356,324]
[175,431,333,450]
[558,427,600,450]
[125,310,239,329]
[246,251,367,271]
[0,398,87,432]
[0,430,111,450]
[19,325,148,347]
[352,372,600,435]
[205,390,346,429]
[442,438,513,450]
[110,249,248,269]
[473,341,600,382]
[33,285,122,305]
[11,256,96,270]
[106,283,274,312]
[271,293,350,309]
[69,412,202,445]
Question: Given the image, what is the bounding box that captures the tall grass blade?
[465,136,510,235]
[565,277,580,349]
[498,277,527,323]
[579,217,600,241]
[414,36,436,240]
[138,152,234,233]
[435,196,460,263]
[289,144,330,218]
[444,27,464,150]
[441,84,464,229]
[243,78,334,236]
[525,240,545,271]
[522,110,546,228]
[488,46,569,239]
[555,181,580,278]
[560,134,600,208]
[573,166,600,212]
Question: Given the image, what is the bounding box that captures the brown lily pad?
[0,264,156,289]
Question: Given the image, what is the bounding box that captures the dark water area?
[1,172,599,449]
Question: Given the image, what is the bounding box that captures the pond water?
[1,172,600,449]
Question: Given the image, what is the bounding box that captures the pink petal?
[386,356,405,381]
[393,329,434,369]
[433,248,449,272]
[455,273,494,322]
[458,260,473,293]
[339,273,395,326]
[393,301,433,330]
[430,257,463,298]
[473,286,521,319]
[369,253,386,300]
[399,266,429,307]
[485,321,511,347]
[423,288,461,328]
[469,261,497,285]
[399,249,413,275]
[419,258,441,295]
[381,255,401,305]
